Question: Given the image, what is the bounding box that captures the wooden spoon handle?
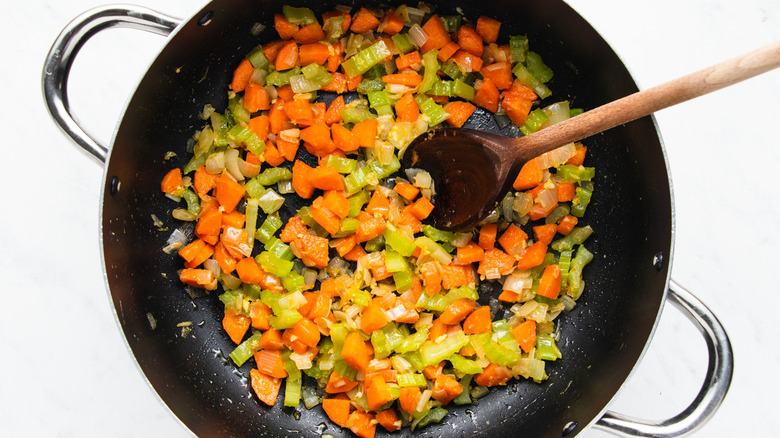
[515,40,780,158]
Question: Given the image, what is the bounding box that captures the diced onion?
[537,187,558,211]
[541,101,571,128]
[407,24,429,48]
[237,157,261,178]
[249,68,267,86]
[503,271,532,293]
[405,7,425,26]
[534,143,576,169]
[224,148,244,181]
[513,192,534,217]
[277,179,294,194]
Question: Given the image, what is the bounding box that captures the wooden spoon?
[401,40,780,231]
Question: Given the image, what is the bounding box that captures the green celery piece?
[255,214,283,244]
[416,407,448,428]
[333,359,358,380]
[228,96,251,124]
[429,80,454,97]
[525,51,554,83]
[371,329,392,359]
[266,237,294,260]
[302,63,333,82]
[283,354,303,407]
[259,289,280,309]
[520,108,549,135]
[512,62,552,99]
[257,188,285,214]
[350,288,371,307]
[247,45,269,70]
[470,384,490,399]
[439,15,462,33]
[297,206,318,228]
[364,235,385,252]
[228,125,266,157]
[229,332,263,366]
[245,178,266,199]
[483,338,522,367]
[391,33,414,54]
[414,236,453,265]
[558,249,574,285]
[393,268,413,293]
[453,79,475,101]
[383,324,404,351]
[330,324,348,351]
[449,354,483,375]
[570,108,584,117]
[342,40,392,78]
[363,63,387,80]
[509,35,529,63]
[395,327,430,353]
[551,225,594,252]
[557,164,595,182]
[269,309,303,330]
[257,251,294,278]
[341,107,377,125]
[452,375,473,405]
[332,217,360,238]
[402,352,425,371]
[356,78,385,94]
[415,95,449,126]
[366,155,401,180]
[242,284,263,300]
[282,5,317,25]
[384,250,408,273]
[422,225,454,242]
[571,187,593,217]
[440,61,463,80]
[418,49,440,94]
[383,225,416,257]
[326,155,357,174]
[420,333,469,367]
[444,286,479,306]
[181,188,201,217]
[266,66,302,85]
[367,89,394,111]
[397,373,428,387]
[416,293,448,312]
[536,333,562,361]
[256,167,292,185]
[282,270,305,293]
[347,190,370,217]
[545,204,571,225]
[245,198,259,250]
[324,15,345,42]
[218,291,239,310]
[568,245,593,299]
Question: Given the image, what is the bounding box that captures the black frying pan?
[43,1,733,437]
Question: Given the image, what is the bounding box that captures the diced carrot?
[365,189,390,218]
[375,408,400,432]
[361,299,390,335]
[528,201,557,221]
[283,98,314,125]
[179,268,216,289]
[503,91,535,127]
[463,305,492,334]
[214,172,246,213]
[437,41,460,62]
[322,397,352,426]
[322,190,350,219]
[395,50,422,70]
[192,166,217,197]
[221,226,250,259]
[276,136,300,161]
[243,83,270,113]
[567,144,588,166]
[350,7,381,34]
[290,317,321,347]
[497,224,528,256]
[557,214,579,236]
[261,141,284,167]
[310,197,341,235]
[537,264,562,299]
[346,73,362,91]
[309,165,345,191]
[307,291,332,320]
[456,25,483,57]
[292,160,316,199]
[480,62,513,90]
[513,159,544,190]
[354,211,386,243]
[299,42,331,65]
[231,58,255,92]
[341,331,371,372]
[515,241,548,271]
[280,215,309,243]
[161,168,182,194]
[498,289,518,302]
[451,50,483,73]
[262,39,285,64]
[476,16,501,44]
[398,205,424,234]
[334,235,357,258]
[456,241,485,265]
[351,118,377,148]
[332,122,357,152]
[301,121,335,156]
[473,77,500,113]
[478,223,497,250]
[324,95,346,126]
[557,182,576,202]
[254,349,288,379]
[398,387,421,414]
[407,196,434,220]
[533,223,558,246]
[382,72,423,87]
[444,101,476,128]
[250,369,282,406]
[292,233,330,268]
[274,13,299,40]
[325,371,359,394]
[419,261,441,295]
[393,181,419,201]
[378,9,404,36]
[394,92,419,123]
[294,23,326,44]
[477,248,516,279]
[432,373,463,405]
[178,238,214,268]
[235,257,264,284]
[256,326,283,349]
[275,40,299,71]
[439,298,475,325]
[347,410,376,438]
[195,208,222,244]
[440,263,474,290]
[420,14,451,53]
[214,242,237,274]
[512,319,537,353]
[269,100,290,135]
[282,325,311,354]
[474,362,513,387]
[366,376,394,411]
[222,311,250,344]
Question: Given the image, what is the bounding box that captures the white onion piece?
[451,232,473,248]
[224,148,244,181]
[537,187,558,211]
[204,258,221,278]
[503,272,532,293]
[237,157,261,178]
[513,192,534,217]
[277,179,294,194]
[407,24,429,48]
[249,68,267,86]
[222,273,242,290]
[541,101,571,128]
[405,7,425,26]
[264,84,278,101]
[279,128,300,143]
[334,4,352,12]
[534,143,576,169]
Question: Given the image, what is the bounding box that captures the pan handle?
[42,5,179,164]
[594,280,734,437]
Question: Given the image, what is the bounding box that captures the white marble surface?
[2,0,778,436]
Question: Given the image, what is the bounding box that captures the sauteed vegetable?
[161,3,595,436]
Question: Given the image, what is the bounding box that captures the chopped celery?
[520,108,549,135]
[568,245,593,299]
[383,324,404,351]
[449,354,484,375]
[420,332,469,367]
[414,236,453,265]
[245,178,266,199]
[256,167,293,185]
[269,309,303,330]
[228,125,266,156]
[282,270,305,293]
[384,250,408,273]
[395,327,429,353]
[440,61,463,80]
[397,372,428,387]
[333,217,360,238]
[283,354,303,407]
[429,80,454,97]
[415,95,449,126]
[453,375,473,405]
[444,286,479,306]
[512,62,552,99]
[340,107,377,125]
[324,15,345,42]
[383,225,416,257]
[229,331,262,366]
[364,235,385,252]
[266,66,302,85]
[255,214,282,244]
[453,79,475,101]
[371,329,392,359]
[416,293,448,312]
[265,237,294,260]
[350,288,371,307]
[356,78,385,94]
[181,188,200,217]
[509,35,529,64]
[391,33,414,54]
[367,155,401,180]
[440,15,462,33]
[330,324,348,351]
[257,188,285,214]
[402,352,425,371]
[257,251,294,278]
[557,164,595,182]
[393,268,414,292]
[416,407,448,428]
[571,186,593,217]
[422,225,454,242]
[545,204,571,225]
[245,198,259,250]
[525,51,554,83]
[282,5,317,25]
[483,338,522,367]
[228,97,251,124]
[326,155,357,173]
[558,249,574,284]
[363,63,388,80]
[551,225,594,252]
[342,40,392,78]
[247,46,269,70]
[347,190,370,217]
[418,49,440,94]
[536,333,562,361]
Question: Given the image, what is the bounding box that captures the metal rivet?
[653,251,664,271]
[109,175,120,195]
[198,11,214,26]
[562,421,579,436]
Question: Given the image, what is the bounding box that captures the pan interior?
[100,0,672,436]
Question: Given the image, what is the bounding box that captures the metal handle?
[42,4,180,164]
[594,280,734,437]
